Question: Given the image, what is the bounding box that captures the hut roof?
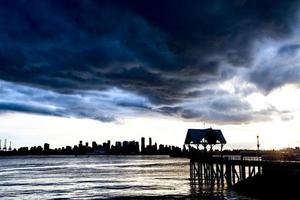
[184,128,226,145]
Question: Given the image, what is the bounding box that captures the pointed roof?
[184,128,226,145]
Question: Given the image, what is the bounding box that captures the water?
[0,155,255,199]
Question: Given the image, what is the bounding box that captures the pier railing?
[189,155,263,187]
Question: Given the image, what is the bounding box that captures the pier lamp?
[257,134,260,158]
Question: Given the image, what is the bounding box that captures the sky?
[1,0,300,150]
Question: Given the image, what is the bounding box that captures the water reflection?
[0,155,255,199]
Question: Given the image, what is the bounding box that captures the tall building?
[8,141,12,151]
[123,141,129,147]
[149,137,152,147]
[141,137,145,152]
[115,141,121,147]
[44,143,50,152]
[107,140,111,150]
[92,141,97,149]
[154,142,157,151]
[3,139,6,151]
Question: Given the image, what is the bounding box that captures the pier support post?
[226,164,232,187]
[220,163,224,187]
[210,163,214,185]
[199,162,203,183]
[258,165,262,175]
[190,160,194,180]
[241,165,246,180]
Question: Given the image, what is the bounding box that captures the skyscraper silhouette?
[141,137,145,152]
[8,141,12,151]
[44,143,50,152]
[3,139,6,151]
[107,140,111,150]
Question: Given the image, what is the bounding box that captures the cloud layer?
[0,0,299,124]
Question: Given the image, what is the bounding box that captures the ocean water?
[0,155,255,199]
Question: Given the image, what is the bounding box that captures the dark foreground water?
[0,155,256,199]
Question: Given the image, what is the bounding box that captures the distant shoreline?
[0,154,179,158]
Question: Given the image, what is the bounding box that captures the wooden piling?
[226,163,232,186]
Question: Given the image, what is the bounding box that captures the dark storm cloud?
[0,81,126,122]
[247,42,300,93]
[278,44,300,56]
[248,64,300,93]
[158,94,293,124]
[0,0,299,123]
[0,102,63,117]
[0,100,116,122]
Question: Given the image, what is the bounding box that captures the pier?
[185,128,300,189]
[189,156,262,186]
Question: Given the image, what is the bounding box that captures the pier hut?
[185,128,263,188]
[184,128,226,152]
[185,128,229,186]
